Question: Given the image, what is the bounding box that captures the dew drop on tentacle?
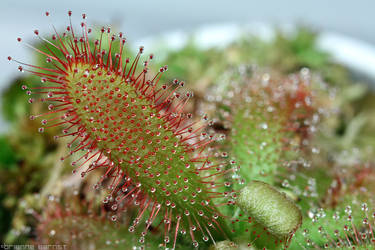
[111,215,117,221]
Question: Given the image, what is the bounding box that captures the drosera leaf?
[9,10,238,248]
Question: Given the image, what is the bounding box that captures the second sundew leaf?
[230,104,284,185]
[10,11,238,248]
[214,68,324,188]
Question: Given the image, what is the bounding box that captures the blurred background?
[1,0,375,132]
[1,0,375,248]
[1,0,375,131]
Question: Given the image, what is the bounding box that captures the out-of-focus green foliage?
[155,27,352,91]
[0,136,17,168]
[156,27,375,164]
[1,77,31,124]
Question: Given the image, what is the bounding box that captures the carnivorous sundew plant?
[9,11,234,249]
[8,11,308,249]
